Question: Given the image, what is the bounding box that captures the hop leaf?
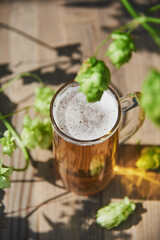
[136,146,160,170]
[34,86,56,116]
[140,68,160,126]
[0,130,17,156]
[0,166,13,176]
[0,159,13,189]
[106,32,136,68]
[75,57,110,102]
[96,197,136,229]
[21,115,52,150]
[0,175,11,188]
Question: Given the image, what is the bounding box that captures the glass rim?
[50,81,121,146]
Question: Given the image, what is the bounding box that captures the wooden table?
[0,1,160,239]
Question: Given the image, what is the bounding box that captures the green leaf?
[0,175,11,188]
[0,166,13,176]
[96,197,136,229]
[75,57,110,102]
[0,164,13,189]
[106,32,136,68]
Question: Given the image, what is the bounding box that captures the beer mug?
[50,81,144,195]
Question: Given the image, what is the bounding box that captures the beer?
[50,82,120,195]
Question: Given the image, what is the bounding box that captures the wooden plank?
[0,1,160,240]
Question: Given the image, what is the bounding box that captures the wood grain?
[0,1,160,239]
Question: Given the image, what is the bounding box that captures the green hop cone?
[37,118,52,149]
[136,146,160,170]
[34,86,56,116]
[0,130,17,156]
[75,57,110,102]
[96,197,136,229]
[140,68,160,126]
[21,115,52,150]
[106,32,136,68]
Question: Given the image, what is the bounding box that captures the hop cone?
[106,32,136,68]
[140,68,160,126]
[96,197,136,229]
[75,57,110,102]
[136,146,160,170]
[0,130,17,156]
[21,115,52,150]
[34,86,55,116]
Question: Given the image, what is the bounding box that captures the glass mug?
[50,81,145,196]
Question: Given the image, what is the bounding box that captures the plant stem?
[0,105,34,120]
[121,0,160,46]
[94,19,140,58]
[0,73,44,93]
[146,4,160,14]
[94,36,111,58]
[144,16,160,24]
[0,112,30,171]
[94,14,160,58]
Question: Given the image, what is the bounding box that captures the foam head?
[53,84,119,141]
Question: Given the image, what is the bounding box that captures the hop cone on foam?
[75,57,110,102]
[96,197,136,229]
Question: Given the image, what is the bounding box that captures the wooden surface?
[0,1,160,239]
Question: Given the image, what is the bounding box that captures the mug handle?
[119,92,145,144]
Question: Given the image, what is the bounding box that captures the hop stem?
[121,0,160,47]
[94,13,160,59]
[0,105,34,120]
[0,72,44,93]
[94,36,111,58]
[145,4,160,14]
[0,112,30,172]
